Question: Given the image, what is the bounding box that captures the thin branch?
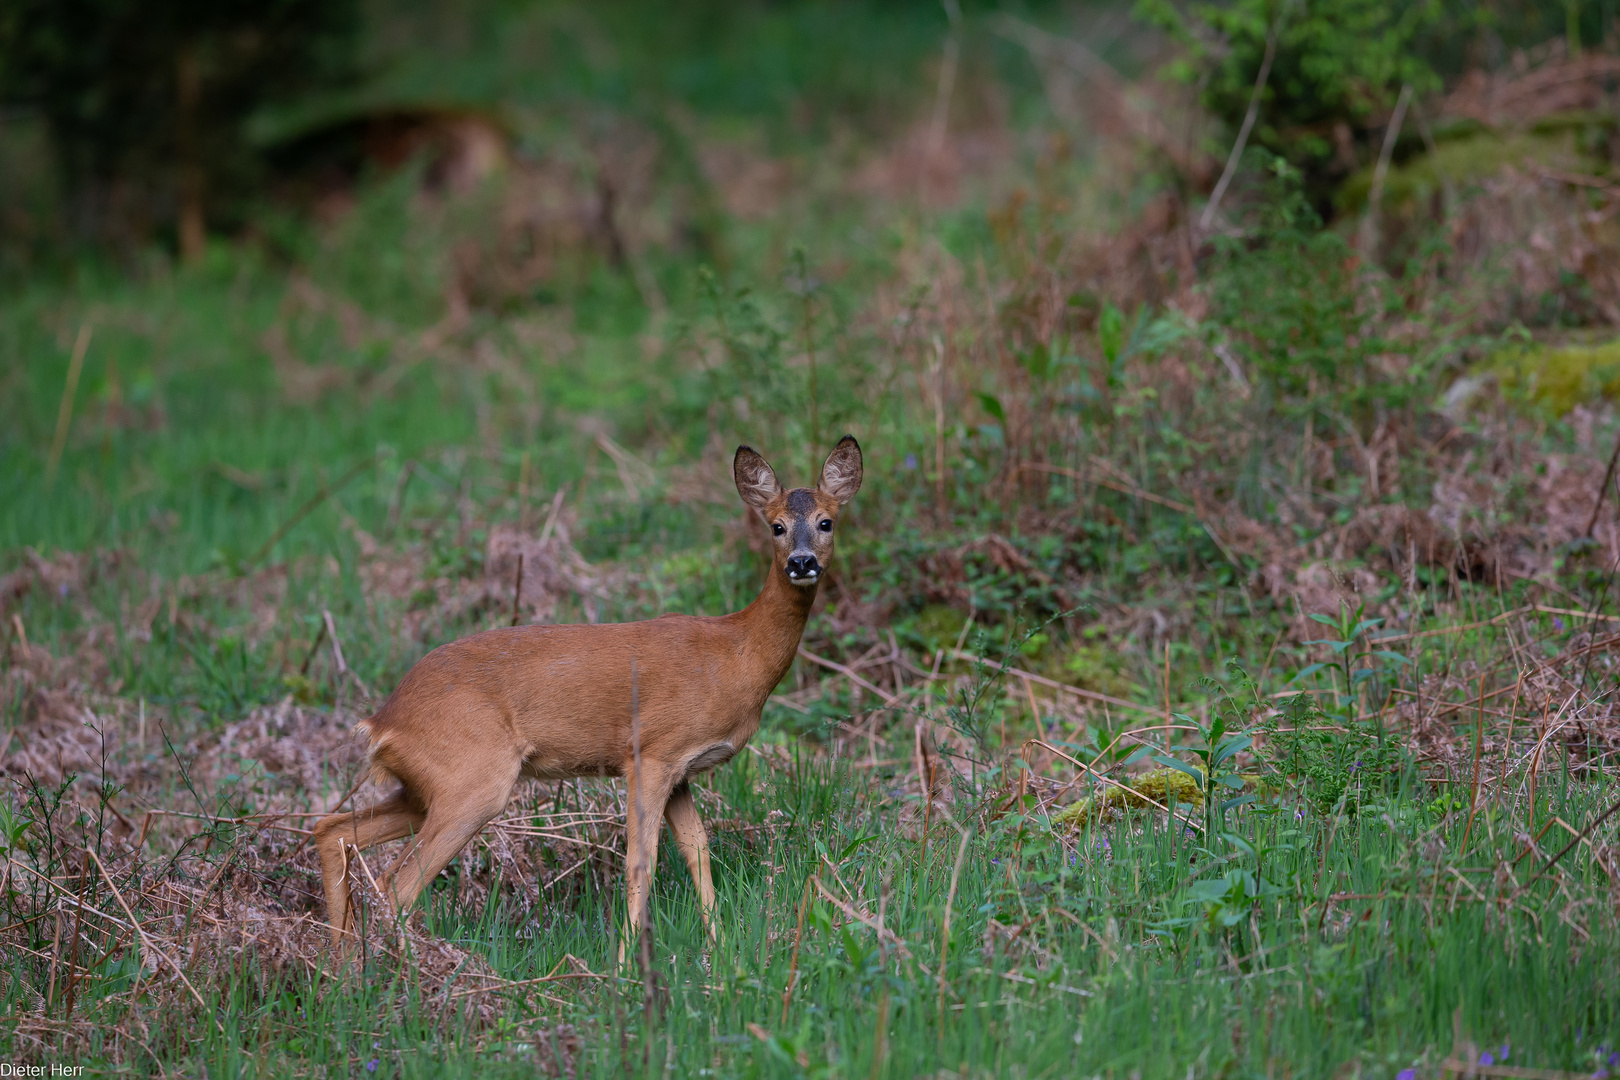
[1201,2,1291,231]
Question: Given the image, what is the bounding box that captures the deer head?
[734,436,863,587]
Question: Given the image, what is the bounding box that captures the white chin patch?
[788,573,819,586]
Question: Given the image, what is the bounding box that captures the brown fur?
[312,437,862,951]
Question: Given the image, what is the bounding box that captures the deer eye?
[772,523,786,536]
[818,519,833,532]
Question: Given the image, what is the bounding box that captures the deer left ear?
[818,435,863,505]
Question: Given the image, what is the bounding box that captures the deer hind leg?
[622,759,681,962]
[663,782,716,938]
[384,762,520,917]
[313,794,426,948]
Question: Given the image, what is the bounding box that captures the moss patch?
[1495,339,1620,416]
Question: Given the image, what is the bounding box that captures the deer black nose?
[786,554,821,583]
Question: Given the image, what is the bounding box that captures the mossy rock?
[1051,767,1269,829]
[1335,129,1586,218]
[1494,339,1620,416]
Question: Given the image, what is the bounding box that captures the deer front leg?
[663,782,716,938]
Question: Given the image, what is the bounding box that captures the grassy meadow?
[4,1,1620,1076]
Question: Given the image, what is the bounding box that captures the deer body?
[313,437,862,950]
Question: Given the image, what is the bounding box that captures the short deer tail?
[353,715,400,788]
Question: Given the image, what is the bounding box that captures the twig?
[812,877,912,958]
[1534,796,1620,880]
[323,608,374,698]
[1019,461,1196,514]
[448,968,606,1001]
[797,648,909,710]
[781,874,816,1024]
[1586,426,1620,536]
[947,649,1162,716]
[1357,83,1414,258]
[1201,2,1290,231]
[510,553,526,627]
[1371,605,1532,643]
[45,323,93,485]
[1460,675,1486,851]
[538,487,566,547]
[248,457,372,566]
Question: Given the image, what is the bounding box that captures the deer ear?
[818,435,863,505]
[734,446,782,513]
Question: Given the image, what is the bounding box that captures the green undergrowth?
[10,749,1617,1077]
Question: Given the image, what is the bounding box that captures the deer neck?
[732,563,817,697]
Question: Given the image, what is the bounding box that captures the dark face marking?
[785,490,817,550]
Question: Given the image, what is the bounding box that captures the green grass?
[10,748,1617,1078]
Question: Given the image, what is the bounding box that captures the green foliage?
[1296,600,1412,718]
[1138,0,1442,190]
[1260,688,1406,814]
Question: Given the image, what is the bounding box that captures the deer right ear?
[734,446,782,513]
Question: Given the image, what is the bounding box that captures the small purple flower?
[1554,617,1566,631]
[58,583,69,598]
[903,454,918,471]
[1501,1045,1510,1061]
[1609,1052,1620,1066]
[1480,1053,1495,1066]
[1397,1069,1416,1080]
[366,1060,378,1073]
[1593,1070,1608,1080]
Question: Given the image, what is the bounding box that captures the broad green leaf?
[1189,879,1234,903]
[1212,733,1252,766]
[977,392,1005,423]
[1123,743,1155,766]
[1290,663,1329,682]
[1151,753,1205,790]
[838,833,879,861]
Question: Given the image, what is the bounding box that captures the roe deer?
[313,436,863,950]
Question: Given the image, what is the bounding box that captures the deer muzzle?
[785,553,821,585]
